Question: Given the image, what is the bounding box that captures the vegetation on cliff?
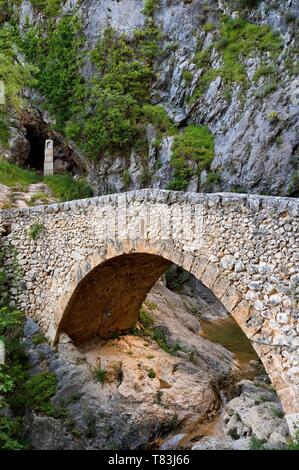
[0,24,36,147]
[168,126,215,191]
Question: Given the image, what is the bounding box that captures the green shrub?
[93,368,106,384]
[193,16,283,100]
[147,368,156,379]
[142,0,158,17]
[267,110,280,123]
[253,64,276,82]
[22,11,162,163]
[168,125,214,191]
[275,136,284,147]
[288,172,299,197]
[144,300,157,310]
[122,169,131,189]
[28,193,50,206]
[0,307,24,339]
[141,104,176,135]
[250,436,267,450]
[0,24,36,147]
[67,24,160,160]
[44,174,93,201]
[0,116,9,148]
[271,406,285,419]
[27,222,44,240]
[261,80,278,97]
[0,416,24,450]
[0,159,40,190]
[139,308,154,329]
[26,372,57,413]
[182,69,193,83]
[22,15,85,131]
[206,169,222,185]
[203,22,215,32]
[288,431,299,450]
[285,12,296,24]
[31,332,47,345]
[30,0,62,16]
[0,366,14,392]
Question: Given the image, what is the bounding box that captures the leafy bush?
[30,0,62,16]
[141,104,176,135]
[139,308,154,329]
[193,16,283,100]
[142,0,158,17]
[284,12,296,24]
[288,431,299,450]
[22,11,163,164]
[147,368,156,379]
[92,368,106,384]
[168,125,214,191]
[0,307,24,340]
[206,169,222,185]
[182,69,193,83]
[44,174,93,201]
[26,372,57,413]
[27,222,44,240]
[253,64,276,82]
[250,436,267,450]
[0,366,14,392]
[288,172,299,197]
[0,24,36,147]
[31,332,47,345]
[0,416,24,450]
[203,22,215,32]
[260,80,278,97]
[267,110,280,123]
[66,24,161,160]
[0,159,40,190]
[22,15,85,131]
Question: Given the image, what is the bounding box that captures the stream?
[159,315,267,450]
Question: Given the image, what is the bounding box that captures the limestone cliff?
[2,0,299,196]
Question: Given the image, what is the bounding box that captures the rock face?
[8,0,298,196]
[80,0,298,195]
[192,379,290,450]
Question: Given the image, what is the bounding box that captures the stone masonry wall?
[0,189,298,431]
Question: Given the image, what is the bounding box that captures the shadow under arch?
[58,252,171,344]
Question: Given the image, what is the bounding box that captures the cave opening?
[25,125,47,172]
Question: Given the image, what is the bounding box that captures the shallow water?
[199,315,261,370]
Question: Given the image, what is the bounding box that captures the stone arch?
[51,239,293,419]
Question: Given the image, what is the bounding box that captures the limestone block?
[201,262,220,289]
[221,284,242,311]
[0,340,5,364]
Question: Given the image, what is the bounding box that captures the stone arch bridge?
[0,189,298,432]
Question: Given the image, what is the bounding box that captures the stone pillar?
[44,139,54,176]
[0,339,5,365]
[0,80,5,105]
